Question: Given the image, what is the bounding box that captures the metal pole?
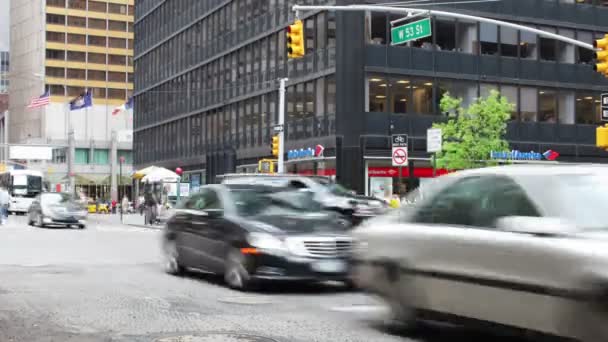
[119,160,123,223]
[292,4,596,50]
[277,78,288,173]
[4,110,8,168]
[176,176,181,203]
[432,153,437,178]
[68,104,75,195]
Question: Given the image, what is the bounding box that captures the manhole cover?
[156,333,277,342]
[217,296,272,305]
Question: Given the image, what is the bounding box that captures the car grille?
[302,239,352,258]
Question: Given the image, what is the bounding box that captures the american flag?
[27,90,51,109]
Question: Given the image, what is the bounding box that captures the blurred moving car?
[87,201,109,214]
[351,165,608,341]
[162,184,353,290]
[220,174,388,226]
[28,193,87,229]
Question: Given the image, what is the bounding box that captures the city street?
[0,214,527,342]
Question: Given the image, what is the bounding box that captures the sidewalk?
[88,213,164,230]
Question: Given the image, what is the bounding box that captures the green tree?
[433,89,513,170]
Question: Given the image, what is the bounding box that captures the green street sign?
[391,17,432,45]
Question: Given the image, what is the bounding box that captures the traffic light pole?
[278,78,288,173]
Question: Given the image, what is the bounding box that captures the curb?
[127,223,163,230]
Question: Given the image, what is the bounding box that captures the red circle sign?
[393,148,408,165]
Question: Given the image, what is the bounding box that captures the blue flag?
[69,90,93,111]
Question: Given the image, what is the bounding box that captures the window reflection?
[576,93,599,124]
[520,87,537,122]
[520,31,538,59]
[539,27,557,61]
[480,23,498,55]
[412,79,433,114]
[500,85,519,121]
[539,89,557,122]
[390,78,410,114]
[368,77,387,112]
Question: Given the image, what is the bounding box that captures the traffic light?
[597,124,608,149]
[594,34,608,76]
[286,19,305,59]
[271,135,280,157]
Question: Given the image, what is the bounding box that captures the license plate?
[312,260,346,273]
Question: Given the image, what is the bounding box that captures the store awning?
[99,175,132,185]
[142,168,179,183]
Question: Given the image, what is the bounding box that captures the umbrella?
[142,168,180,183]
[132,166,159,180]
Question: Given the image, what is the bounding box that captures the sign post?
[391,17,432,46]
[602,93,608,122]
[426,128,442,177]
[392,134,408,196]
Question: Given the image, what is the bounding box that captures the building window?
[539,89,557,122]
[412,79,433,114]
[75,148,89,164]
[88,18,106,30]
[67,16,86,27]
[368,76,387,112]
[480,23,498,55]
[93,149,109,165]
[327,74,336,114]
[369,12,387,45]
[520,87,537,122]
[557,28,575,63]
[558,91,576,124]
[88,52,105,64]
[520,31,538,59]
[117,150,132,164]
[500,27,518,57]
[539,26,557,61]
[577,31,594,64]
[46,49,65,60]
[435,18,456,51]
[88,1,106,13]
[46,67,65,78]
[51,148,66,164]
[499,85,519,120]
[391,77,411,114]
[67,0,86,10]
[68,33,86,45]
[66,68,85,79]
[67,51,86,62]
[46,31,65,43]
[47,0,65,8]
[88,70,105,81]
[576,93,599,124]
[108,20,126,31]
[46,14,65,25]
[457,19,477,54]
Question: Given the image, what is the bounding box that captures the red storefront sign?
[368,167,450,178]
[293,167,448,178]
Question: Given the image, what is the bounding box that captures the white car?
[351,164,608,341]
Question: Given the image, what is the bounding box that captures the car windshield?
[42,193,74,205]
[231,189,323,216]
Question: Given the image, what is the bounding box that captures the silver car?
[351,165,608,341]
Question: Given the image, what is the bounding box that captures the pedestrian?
[121,195,129,215]
[138,194,145,215]
[111,199,117,214]
[0,186,9,225]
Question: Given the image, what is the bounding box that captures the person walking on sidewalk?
[121,196,129,215]
[111,199,117,214]
[0,187,9,225]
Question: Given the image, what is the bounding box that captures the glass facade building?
[134,0,608,194]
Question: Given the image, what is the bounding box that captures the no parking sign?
[391,134,408,167]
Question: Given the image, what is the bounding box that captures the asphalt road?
[0,214,531,342]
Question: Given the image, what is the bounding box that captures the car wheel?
[224,248,252,291]
[380,262,417,330]
[36,214,44,228]
[79,225,86,229]
[163,240,184,275]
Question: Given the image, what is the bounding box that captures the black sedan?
[162,184,354,290]
[28,193,88,229]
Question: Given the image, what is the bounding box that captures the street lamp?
[119,156,125,223]
[175,167,183,204]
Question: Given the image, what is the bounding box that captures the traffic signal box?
[597,124,608,150]
[594,34,608,77]
[287,20,305,59]
[271,135,280,157]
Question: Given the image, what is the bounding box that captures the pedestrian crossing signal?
[287,20,305,59]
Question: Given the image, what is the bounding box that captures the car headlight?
[246,232,286,251]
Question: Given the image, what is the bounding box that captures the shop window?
[539,27,557,61]
[412,79,433,114]
[75,148,89,164]
[390,77,411,114]
[577,31,594,64]
[369,12,387,45]
[576,93,599,124]
[520,31,538,60]
[456,19,476,53]
[539,89,557,122]
[480,23,498,55]
[93,149,109,165]
[499,85,519,121]
[368,76,387,112]
[520,87,537,122]
[500,27,518,57]
[435,19,456,51]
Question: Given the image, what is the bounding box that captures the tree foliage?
[433,90,513,170]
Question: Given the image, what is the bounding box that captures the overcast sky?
[0,0,9,51]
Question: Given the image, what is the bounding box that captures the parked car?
[219,174,388,226]
[162,184,353,290]
[351,165,608,341]
[28,193,88,229]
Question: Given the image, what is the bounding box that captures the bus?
[0,170,44,214]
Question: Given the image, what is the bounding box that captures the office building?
[9,0,134,199]
[134,0,608,195]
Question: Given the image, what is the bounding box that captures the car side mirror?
[205,209,224,218]
[495,216,574,237]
